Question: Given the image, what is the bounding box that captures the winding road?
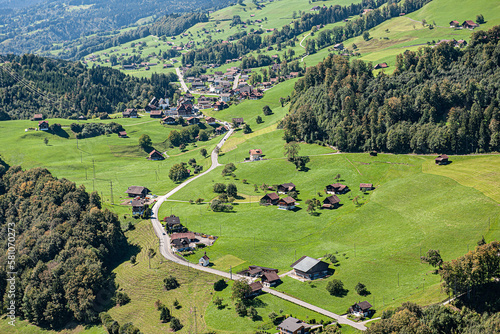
[150,127,367,331]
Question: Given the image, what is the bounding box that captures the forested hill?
[0,162,128,328]
[0,0,235,56]
[0,54,177,120]
[282,26,500,155]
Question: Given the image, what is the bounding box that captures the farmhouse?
[462,20,479,29]
[212,101,227,111]
[374,63,388,69]
[163,116,176,125]
[125,186,150,198]
[215,126,228,135]
[122,108,138,118]
[186,117,200,125]
[435,154,449,165]
[261,271,281,287]
[170,232,196,242]
[164,215,184,232]
[171,237,191,252]
[277,317,312,334]
[360,183,373,191]
[246,282,263,298]
[333,43,344,50]
[118,131,127,138]
[199,253,210,267]
[149,110,163,118]
[322,195,340,209]
[290,256,329,280]
[131,199,145,215]
[205,116,217,125]
[311,5,320,11]
[232,118,244,126]
[32,113,44,121]
[449,20,460,27]
[278,196,296,210]
[277,183,296,194]
[38,121,49,131]
[148,150,164,161]
[249,149,262,161]
[325,183,348,194]
[260,192,279,205]
[349,301,373,317]
[238,265,278,277]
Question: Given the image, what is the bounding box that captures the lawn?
[158,152,500,316]
[0,320,105,334]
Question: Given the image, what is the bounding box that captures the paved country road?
[175,67,189,92]
[150,126,366,331]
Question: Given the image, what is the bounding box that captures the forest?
[0,0,235,57]
[0,161,128,328]
[0,53,178,119]
[181,0,431,66]
[282,26,500,154]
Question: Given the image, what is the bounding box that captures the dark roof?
[126,186,149,195]
[171,237,190,248]
[232,117,244,123]
[278,317,309,332]
[165,215,180,225]
[201,254,209,261]
[324,195,340,205]
[248,267,263,275]
[328,183,347,190]
[279,196,295,205]
[149,149,163,157]
[355,301,372,311]
[290,256,328,273]
[262,271,280,282]
[131,199,144,207]
[280,182,296,189]
[262,192,279,200]
[249,282,263,293]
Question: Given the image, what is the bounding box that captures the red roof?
[360,183,373,188]
[279,196,295,205]
[171,232,196,241]
[249,149,262,155]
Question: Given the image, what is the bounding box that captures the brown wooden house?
[38,121,49,131]
[278,196,296,210]
[149,110,163,118]
[148,149,164,161]
[325,183,348,194]
[118,131,128,138]
[232,117,244,126]
[123,108,138,118]
[360,183,373,191]
[435,154,449,165]
[277,183,296,194]
[246,282,263,298]
[261,192,279,205]
[125,186,150,198]
[322,195,340,209]
[350,301,373,317]
[261,271,281,287]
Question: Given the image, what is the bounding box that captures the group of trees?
[283,26,500,154]
[167,125,212,147]
[0,54,177,119]
[100,312,141,334]
[71,122,124,139]
[284,142,310,170]
[0,163,128,328]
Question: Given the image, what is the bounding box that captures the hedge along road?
[150,126,367,331]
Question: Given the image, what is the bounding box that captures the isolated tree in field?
[227,183,238,197]
[263,105,272,115]
[169,163,189,182]
[170,317,182,331]
[421,249,443,269]
[306,198,321,215]
[44,137,49,145]
[200,147,208,157]
[130,255,136,264]
[160,306,171,322]
[293,156,310,171]
[284,141,300,161]
[214,279,227,291]
[477,14,485,24]
[164,276,180,290]
[268,312,278,324]
[326,279,346,296]
[478,236,486,246]
[249,306,258,320]
[147,248,156,269]
[243,123,252,134]
[256,115,263,124]
[188,158,196,167]
[355,282,370,296]
[232,278,251,300]
[222,163,237,176]
[213,296,224,309]
[113,291,130,306]
[235,300,247,317]
[139,134,152,149]
[280,97,286,107]
[195,198,204,204]
[363,31,370,41]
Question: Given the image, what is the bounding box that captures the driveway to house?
[175,67,189,92]
[232,73,241,90]
[150,126,366,331]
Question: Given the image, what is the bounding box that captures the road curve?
[149,126,366,331]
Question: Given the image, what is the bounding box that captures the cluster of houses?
[125,186,151,215]
[449,20,480,29]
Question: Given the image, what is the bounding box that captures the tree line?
[282,26,500,154]
[0,53,177,120]
[0,162,128,328]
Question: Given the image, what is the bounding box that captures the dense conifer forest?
[0,161,128,328]
[282,26,500,154]
[0,54,178,119]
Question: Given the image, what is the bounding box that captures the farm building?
[325,183,348,194]
[360,183,373,191]
[163,116,176,125]
[131,199,146,215]
[260,192,279,205]
[38,121,49,131]
[249,149,262,161]
[277,317,312,334]
[374,63,388,69]
[118,131,127,138]
[125,186,150,198]
[199,253,210,267]
[149,110,163,118]
[435,154,449,165]
[32,113,44,121]
[277,183,296,194]
[205,116,217,125]
[350,301,373,317]
[232,117,244,126]
[164,215,184,233]
[148,150,165,161]
[290,256,329,280]
[261,272,281,287]
[246,282,263,298]
[238,265,278,278]
[462,20,479,29]
[278,196,296,210]
[322,195,340,209]
[122,108,138,118]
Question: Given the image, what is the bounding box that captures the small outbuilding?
[325,183,348,194]
[249,149,262,161]
[435,154,449,165]
[322,195,340,209]
[261,192,279,205]
[277,183,296,194]
[199,252,210,267]
[360,183,373,192]
[148,149,165,161]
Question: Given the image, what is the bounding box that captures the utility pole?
[194,307,197,334]
[110,181,114,205]
[92,159,95,179]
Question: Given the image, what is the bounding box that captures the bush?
[160,306,171,323]
[170,317,182,331]
[114,291,131,306]
[130,255,136,264]
[213,183,226,193]
[164,276,180,290]
[214,279,227,291]
[355,282,370,296]
[326,279,346,296]
[236,301,247,317]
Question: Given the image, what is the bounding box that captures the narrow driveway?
[233,73,241,90]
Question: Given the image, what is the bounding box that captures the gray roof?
[291,256,320,272]
[278,317,308,332]
[126,186,148,195]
